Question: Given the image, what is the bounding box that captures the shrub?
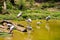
[41,3,55,9]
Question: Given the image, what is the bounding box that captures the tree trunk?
[2,1,7,14]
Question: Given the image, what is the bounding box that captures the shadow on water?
[0,20,60,40]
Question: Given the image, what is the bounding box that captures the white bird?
[27,25,32,30]
[46,16,50,21]
[26,18,32,23]
[27,25,32,37]
[17,12,22,18]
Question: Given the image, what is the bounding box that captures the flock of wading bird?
[0,12,50,35]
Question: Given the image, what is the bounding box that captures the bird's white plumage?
[27,25,32,30]
[26,18,32,23]
[17,12,22,18]
[46,16,50,21]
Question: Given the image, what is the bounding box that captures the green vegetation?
[0,9,60,20]
[0,32,11,37]
[0,0,60,20]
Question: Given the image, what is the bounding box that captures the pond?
[0,20,60,40]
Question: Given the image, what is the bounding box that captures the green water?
[0,20,60,40]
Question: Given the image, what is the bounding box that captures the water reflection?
[4,36,12,40]
[26,29,32,40]
[45,22,50,32]
[36,21,41,29]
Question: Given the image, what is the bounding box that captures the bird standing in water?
[26,18,32,26]
[45,16,50,32]
[46,16,50,21]
[26,18,32,40]
[26,18,32,30]
[26,18,32,23]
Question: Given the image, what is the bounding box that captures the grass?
[0,9,60,20]
[0,32,12,37]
